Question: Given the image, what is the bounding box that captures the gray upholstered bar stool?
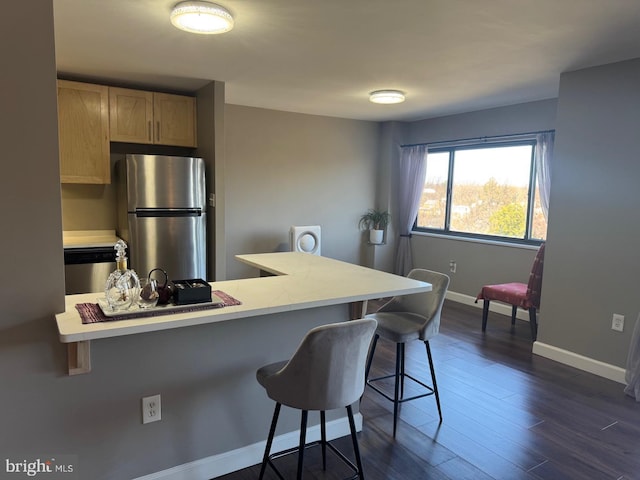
[257,318,377,480]
[364,269,450,437]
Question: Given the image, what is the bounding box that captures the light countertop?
[63,230,121,249]
[55,252,431,343]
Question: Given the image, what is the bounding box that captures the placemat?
[76,290,242,324]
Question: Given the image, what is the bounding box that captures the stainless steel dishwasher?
[64,247,116,295]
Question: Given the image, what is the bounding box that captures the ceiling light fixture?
[369,90,405,104]
[170,1,234,34]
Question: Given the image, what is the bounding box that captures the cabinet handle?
[156,121,160,142]
[148,121,152,142]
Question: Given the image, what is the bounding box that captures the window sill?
[410,230,540,250]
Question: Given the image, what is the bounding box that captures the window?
[414,139,547,242]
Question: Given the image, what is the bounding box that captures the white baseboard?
[532,342,627,384]
[133,413,362,480]
[447,291,627,384]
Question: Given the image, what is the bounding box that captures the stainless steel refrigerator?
[116,154,206,281]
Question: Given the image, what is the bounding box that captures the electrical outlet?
[449,261,457,273]
[612,314,624,332]
[142,394,161,424]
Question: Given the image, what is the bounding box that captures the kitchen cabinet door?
[57,80,110,184]
[109,87,154,144]
[153,92,197,147]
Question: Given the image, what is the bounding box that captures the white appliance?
[290,225,321,255]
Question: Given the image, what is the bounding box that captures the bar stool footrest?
[266,440,360,480]
[367,372,435,403]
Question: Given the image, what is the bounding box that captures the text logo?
[3,457,76,479]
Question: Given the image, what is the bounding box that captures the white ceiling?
[53,0,640,122]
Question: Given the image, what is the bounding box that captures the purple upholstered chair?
[476,243,545,340]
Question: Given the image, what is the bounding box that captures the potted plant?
[359,209,391,244]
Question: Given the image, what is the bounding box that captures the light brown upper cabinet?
[154,92,197,147]
[57,80,111,184]
[107,87,153,144]
[109,87,197,147]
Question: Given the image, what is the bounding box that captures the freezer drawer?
[128,213,206,281]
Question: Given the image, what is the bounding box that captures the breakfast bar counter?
[55,252,430,374]
[53,252,432,478]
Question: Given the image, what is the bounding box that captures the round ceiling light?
[369,90,406,104]
[170,1,234,34]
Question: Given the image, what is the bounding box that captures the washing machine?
[290,225,321,255]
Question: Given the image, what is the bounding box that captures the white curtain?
[625,314,640,401]
[535,132,554,220]
[394,144,428,276]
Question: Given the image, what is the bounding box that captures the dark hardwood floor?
[217,300,639,480]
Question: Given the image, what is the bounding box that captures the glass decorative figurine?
[105,239,140,311]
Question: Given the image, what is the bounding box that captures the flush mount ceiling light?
[369,90,406,104]
[170,1,234,34]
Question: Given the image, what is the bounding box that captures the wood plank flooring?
[216,300,640,480]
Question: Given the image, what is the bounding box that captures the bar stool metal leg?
[259,402,281,480]
[393,342,402,437]
[297,410,308,480]
[400,343,406,399]
[364,334,379,382]
[347,404,365,480]
[425,341,442,422]
[320,410,327,471]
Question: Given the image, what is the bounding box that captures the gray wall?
[196,81,226,281]
[403,100,558,296]
[224,105,380,280]
[375,121,408,273]
[0,0,64,467]
[541,58,640,367]
[0,4,376,480]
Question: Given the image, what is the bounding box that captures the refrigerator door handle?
[134,209,202,217]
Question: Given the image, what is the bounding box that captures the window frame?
[412,138,545,245]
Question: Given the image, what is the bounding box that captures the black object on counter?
[172,279,212,305]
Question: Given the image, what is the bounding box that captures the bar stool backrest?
[262,318,377,411]
[377,269,450,341]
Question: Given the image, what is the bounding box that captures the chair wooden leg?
[529,307,538,341]
[297,410,308,480]
[482,299,490,331]
[259,402,281,480]
[347,404,365,480]
[320,410,327,471]
[511,305,518,325]
[425,341,442,423]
